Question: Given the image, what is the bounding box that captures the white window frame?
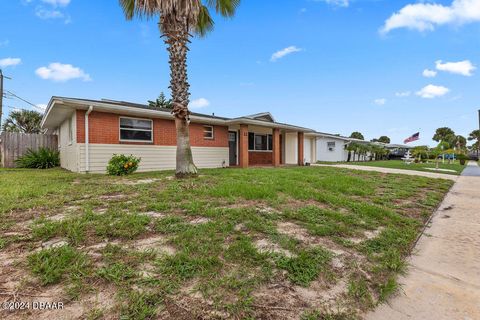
[249,133,273,152]
[203,125,214,140]
[68,116,73,145]
[327,141,336,151]
[119,116,153,143]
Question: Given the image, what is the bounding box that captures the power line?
[5,90,38,109]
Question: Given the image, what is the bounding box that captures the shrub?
[106,154,141,176]
[456,154,468,165]
[15,148,60,169]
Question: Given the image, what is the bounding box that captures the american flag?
[404,132,420,144]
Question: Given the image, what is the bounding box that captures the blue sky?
[1,0,479,146]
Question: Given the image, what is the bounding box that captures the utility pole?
[0,69,4,129]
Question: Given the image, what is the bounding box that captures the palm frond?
[195,5,214,37]
[205,0,240,17]
[118,0,159,19]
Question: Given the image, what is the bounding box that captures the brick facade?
[76,110,228,147]
[249,151,273,165]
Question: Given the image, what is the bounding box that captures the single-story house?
[41,97,318,173]
[314,132,351,162]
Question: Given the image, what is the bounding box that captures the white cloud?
[41,0,70,7]
[416,84,450,98]
[374,98,387,106]
[190,98,210,109]
[0,40,9,47]
[35,7,64,19]
[395,91,411,97]
[35,63,91,82]
[423,69,437,78]
[299,8,307,14]
[270,46,303,62]
[0,58,22,68]
[381,0,480,34]
[35,104,48,111]
[315,0,350,7]
[435,59,476,76]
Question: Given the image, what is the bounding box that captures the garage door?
[304,137,311,164]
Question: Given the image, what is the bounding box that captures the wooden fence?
[0,132,58,168]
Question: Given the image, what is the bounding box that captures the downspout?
[85,106,93,173]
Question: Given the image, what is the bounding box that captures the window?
[119,117,153,142]
[249,133,273,151]
[68,117,73,144]
[204,126,214,139]
[327,141,336,151]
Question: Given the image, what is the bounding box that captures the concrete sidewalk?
[313,163,458,181]
[365,161,480,320]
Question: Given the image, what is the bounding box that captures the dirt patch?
[254,238,295,258]
[36,238,69,251]
[189,217,211,225]
[99,193,129,201]
[142,211,166,219]
[117,178,161,185]
[130,235,176,255]
[253,277,349,320]
[276,221,346,255]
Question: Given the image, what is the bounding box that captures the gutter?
[85,106,93,172]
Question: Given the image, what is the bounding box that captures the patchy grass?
[337,160,465,175]
[0,166,452,319]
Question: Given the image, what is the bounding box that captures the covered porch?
[225,113,316,168]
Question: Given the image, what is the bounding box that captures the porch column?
[239,124,249,168]
[273,128,281,167]
[298,132,304,166]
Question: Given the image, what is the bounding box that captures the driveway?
[365,161,480,320]
[313,163,458,181]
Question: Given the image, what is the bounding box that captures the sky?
[1,0,479,146]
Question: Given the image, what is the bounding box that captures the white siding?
[304,137,311,164]
[304,137,316,164]
[316,137,348,162]
[77,144,228,173]
[285,132,298,164]
[58,112,79,172]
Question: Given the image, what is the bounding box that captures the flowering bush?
[106,154,141,176]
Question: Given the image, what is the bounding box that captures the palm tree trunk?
[163,17,198,178]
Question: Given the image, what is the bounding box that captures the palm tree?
[1,109,43,133]
[468,129,480,157]
[120,0,240,177]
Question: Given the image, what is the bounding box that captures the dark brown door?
[229,131,237,166]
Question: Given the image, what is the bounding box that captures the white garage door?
[304,137,311,164]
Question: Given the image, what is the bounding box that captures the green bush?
[15,148,60,169]
[456,154,468,165]
[106,154,141,176]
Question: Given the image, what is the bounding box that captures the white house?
[315,133,350,162]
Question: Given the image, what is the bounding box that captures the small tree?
[468,129,480,157]
[148,92,173,109]
[350,132,364,140]
[2,109,43,133]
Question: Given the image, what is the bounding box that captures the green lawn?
[337,160,465,175]
[0,167,453,319]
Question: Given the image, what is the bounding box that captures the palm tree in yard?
[120,0,240,177]
[1,109,43,133]
[468,130,480,157]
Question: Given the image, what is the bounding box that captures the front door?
[228,131,237,166]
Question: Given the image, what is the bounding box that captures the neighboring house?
[315,133,350,162]
[384,144,413,159]
[41,97,317,173]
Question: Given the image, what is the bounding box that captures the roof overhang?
[226,118,314,133]
[41,97,228,129]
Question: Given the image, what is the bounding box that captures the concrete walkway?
[313,163,458,181]
[366,161,480,320]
